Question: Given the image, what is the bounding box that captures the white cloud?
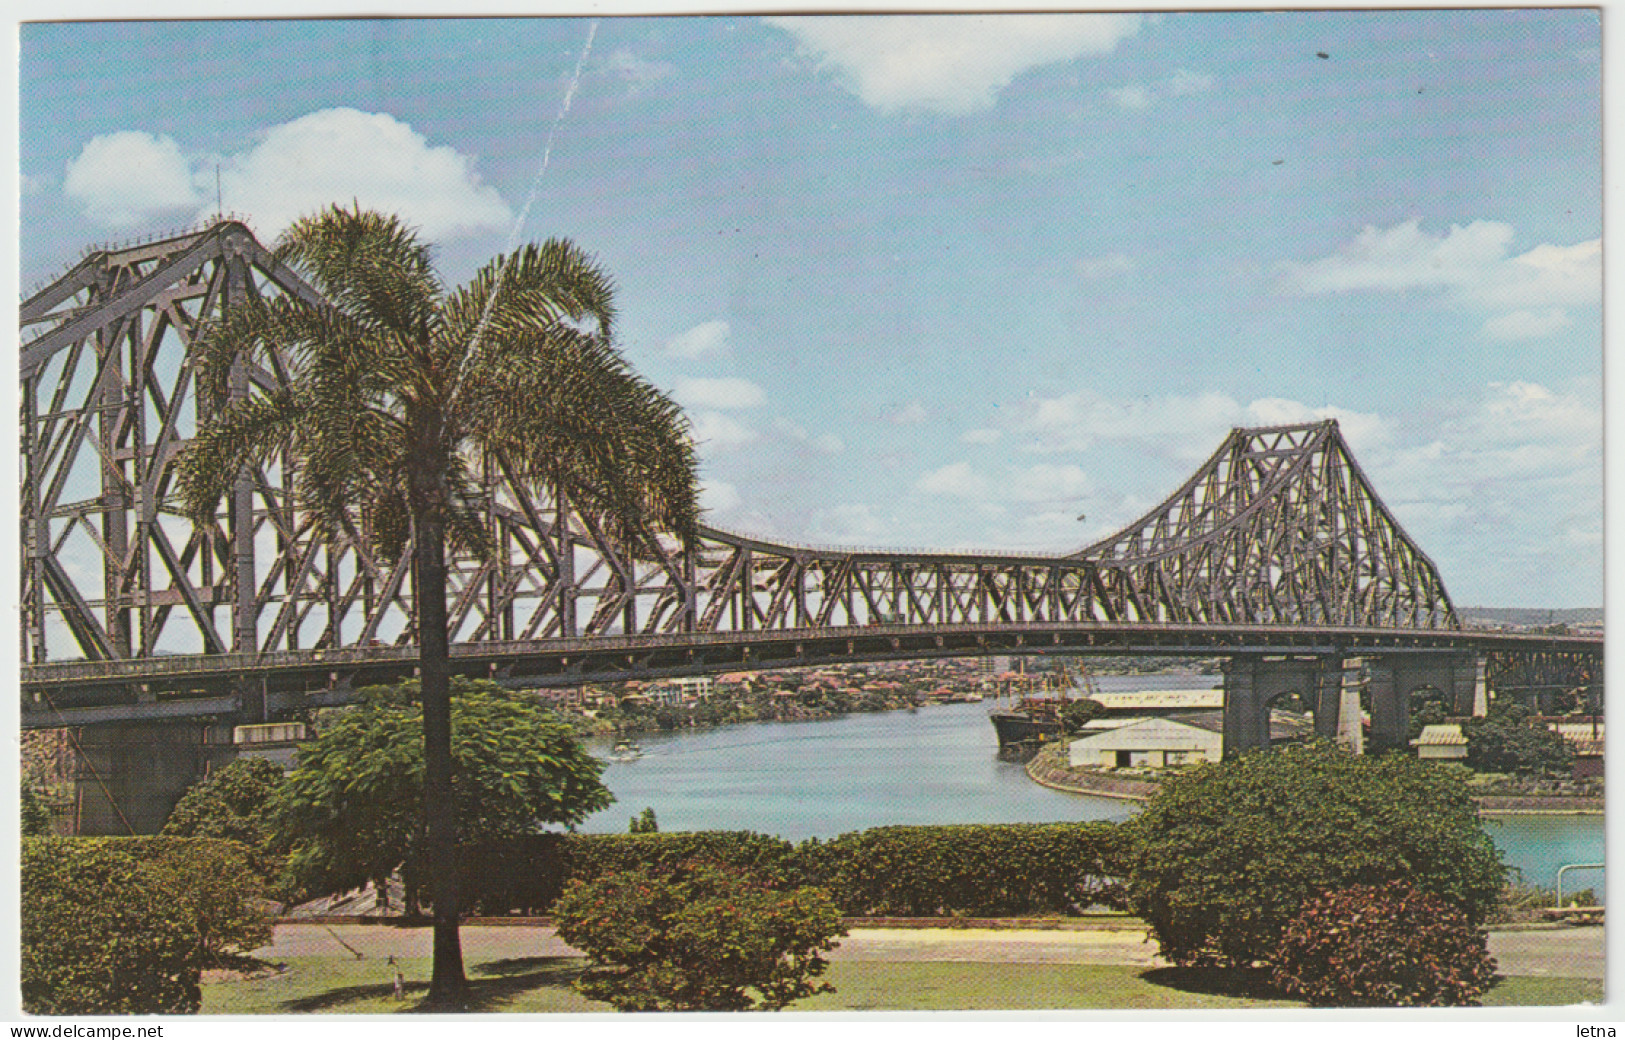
[1014,390,1388,460]
[960,428,1002,445]
[1108,68,1213,110]
[767,14,1142,115]
[1483,308,1572,342]
[1007,463,1092,504]
[674,376,767,411]
[216,108,511,240]
[1284,220,1601,317]
[1107,85,1152,109]
[915,461,988,498]
[690,411,758,450]
[701,479,742,515]
[888,401,928,425]
[773,417,843,454]
[664,320,732,360]
[1243,398,1391,447]
[21,172,48,196]
[65,131,201,226]
[1018,390,1242,457]
[806,503,891,544]
[1074,253,1136,280]
[1167,68,1215,96]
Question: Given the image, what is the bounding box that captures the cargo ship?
[988,701,1064,749]
[987,662,1096,754]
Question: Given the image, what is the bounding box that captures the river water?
[582,674,1603,891]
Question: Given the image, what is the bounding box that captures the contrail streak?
[461,19,600,374]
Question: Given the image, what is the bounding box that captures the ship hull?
[989,710,1062,749]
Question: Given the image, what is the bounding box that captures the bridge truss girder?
[24,221,1469,684]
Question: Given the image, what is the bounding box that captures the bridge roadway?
[21,619,1601,730]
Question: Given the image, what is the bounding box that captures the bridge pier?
[68,720,236,835]
[1363,652,1486,753]
[1222,654,1342,758]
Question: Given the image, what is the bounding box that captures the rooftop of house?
[1414,723,1468,746]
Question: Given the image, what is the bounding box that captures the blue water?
[582,675,1603,890]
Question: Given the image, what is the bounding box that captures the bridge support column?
[1469,655,1489,717]
[1363,652,1482,753]
[1313,653,1345,740]
[70,720,237,835]
[1221,657,1267,758]
[1335,658,1365,754]
[1223,655,1333,758]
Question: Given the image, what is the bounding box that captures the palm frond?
[174,388,312,525]
[275,204,445,348]
[182,208,697,576]
[463,318,699,548]
[446,238,617,342]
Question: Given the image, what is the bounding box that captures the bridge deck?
[21,620,1600,729]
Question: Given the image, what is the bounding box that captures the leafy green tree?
[1464,714,1573,777]
[1124,741,1505,969]
[629,807,659,834]
[21,782,51,837]
[163,757,291,895]
[553,861,846,1011]
[177,206,698,1006]
[1407,688,1453,741]
[1060,698,1105,734]
[274,678,612,912]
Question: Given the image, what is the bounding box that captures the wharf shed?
[1067,710,1311,769]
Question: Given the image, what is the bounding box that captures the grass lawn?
[201,956,1602,1014]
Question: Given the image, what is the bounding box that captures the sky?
[17,11,1603,608]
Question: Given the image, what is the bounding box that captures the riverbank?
[1024,743,1606,815]
[1025,745,1157,801]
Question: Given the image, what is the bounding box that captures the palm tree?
[177,205,699,1007]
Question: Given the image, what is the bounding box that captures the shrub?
[1464,713,1573,777]
[162,757,292,898]
[553,861,846,1011]
[797,822,1128,916]
[22,837,272,1014]
[1271,882,1499,1006]
[1125,741,1505,968]
[456,830,799,915]
[454,824,1131,917]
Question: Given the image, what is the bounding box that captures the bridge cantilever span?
[19,222,1598,722]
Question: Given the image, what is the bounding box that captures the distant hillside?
[1458,606,1603,627]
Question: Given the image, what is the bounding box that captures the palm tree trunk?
[415,511,469,1008]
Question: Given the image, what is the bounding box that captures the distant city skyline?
[19,11,1602,606]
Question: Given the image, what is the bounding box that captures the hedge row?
[22,837,272,1014]
[801,822,1127,916]
[449,821,1130,917]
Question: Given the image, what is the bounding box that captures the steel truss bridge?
[21,221,1601,740]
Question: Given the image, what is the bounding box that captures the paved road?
[257,923,1604,979]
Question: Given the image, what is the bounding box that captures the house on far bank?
[1550,720,1605,780]
[668,676,714,702]
[1067,710,1311,769]
[1412,723,1468,762]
